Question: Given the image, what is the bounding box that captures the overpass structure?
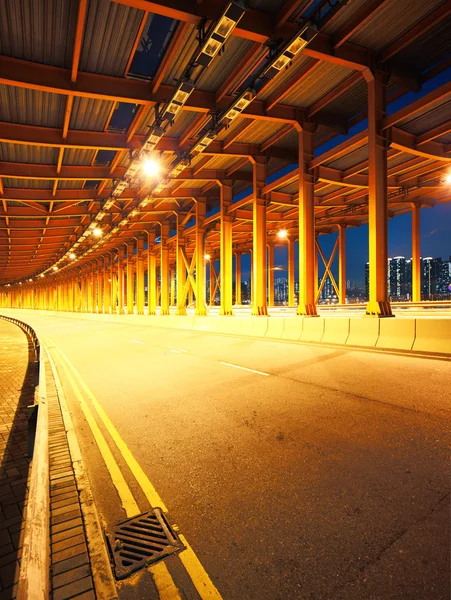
[0,3,451,600]
[0,0,450,318]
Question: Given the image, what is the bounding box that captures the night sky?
[234,68,451,286]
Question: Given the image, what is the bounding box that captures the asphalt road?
[3,309,450,600]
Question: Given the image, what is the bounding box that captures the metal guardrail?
[0,314,50,600]
[319,301,451,310]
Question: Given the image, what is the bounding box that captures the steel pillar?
[338,226,347,305]
[411,205,421,302]
[160,224,170,315]
[126,242,134,315]
[136,238,145,315]
[235,253,241,305]
[251,157,268,315]
[176,224,187,315]
[267,244,274,306]
[365,69,392,317]
[117,247,125,314]
[103,256,111,313]
[220,182,234,315]
[147,232,157,315]
[195,200,207,316]
[288,238,295,306]
[297,124,317,316]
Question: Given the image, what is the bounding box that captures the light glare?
[92,227,103,237]
[277,229,288,239]
[142,158,160,177]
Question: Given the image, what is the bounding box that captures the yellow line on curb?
[46,336,224,600]
[45,338,182,600]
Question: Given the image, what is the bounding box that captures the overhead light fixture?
[28,278,32,282]
[204,254,211,261]
[195,2,245,68]
[169,158,190,178]
[263,22,318,80]
[142,158,160,177]
[277,229,288,240]
[92,227,103,237]
[143,126,166,153]
[69,253,76,260]
[444,172,451,185]
[219,88,255,125]
[40,274,44,278]
[153,178,170,194]
[163,79,195,122]
[191,129,217,154]
[53,266,58,271]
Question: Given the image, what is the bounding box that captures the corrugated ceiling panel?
[257,54,312,102]
[436,133,451,144]
[394,16,451,75]
[0,0,78,68]
[163,25,198,86]
[57,180,86,189]
[0,142,58,164]
[398,100,451,135]
[320,0,369,34]
[235,120,284,145]
[63,148,97,165]
[3,178,53,189]
[196,38,254,93]
[350,0,445,52]
[0,84,65,127]
[282,62,353,108]
[248,0,287,13]
[276,129,298,150]
[80,0,145,77]
[326,145,369,170]
[315,184,345,197]
[215,116,249,142]
[136,106,155,135]
[166,111,198,138]
[70,97,113,131]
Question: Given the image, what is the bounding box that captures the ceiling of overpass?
[0,0,450,284]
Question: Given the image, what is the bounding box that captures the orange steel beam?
[226,158,248,176]
[109,149,126,174]
[103,102,118,132]
[125,11,148,77]
[215,43,263,102]
[333,0,387,48]
[72,0,88,82]
[126,104,147,143]
[307,71,361,117]
[260,124,293,152]
[0,164,126,180]
[179,114,209,147]
[382,83,451,130]
[152,22,190,94]
[265,59,320,111]
[62,96,74,139]
[275,0,310,28]
[222,118,255,150]
[417,122,451,145]
[380,1,451,62]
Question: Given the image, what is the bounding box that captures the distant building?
[422,257,442,298]
[388,257,410,299]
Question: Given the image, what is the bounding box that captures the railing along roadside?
[0,315,50,600]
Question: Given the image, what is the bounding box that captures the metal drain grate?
[107,508,184,579]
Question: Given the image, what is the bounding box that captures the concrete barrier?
[227,318,244,336]
[172,316,196,330]
[376,318,415,351]
[413,319,451,355]
[346,318,380,347]
[321,318,350,345]
[265,317,285,339]
[281,317,304,341]
[300,317,324,342]
[251,316,269,337]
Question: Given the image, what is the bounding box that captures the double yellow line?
[44,335,222,600]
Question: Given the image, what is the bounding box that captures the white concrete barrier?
[376,318,415,351]
[413,319,451,355]
[300,317,324,342]
[346,318,380,347]
[321,318,350,345]
[281,317,304,341]
[265,317,285,339]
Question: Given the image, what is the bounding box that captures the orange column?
[411,205,421,302]
[219,181,234,316]
[160,224,170,315]
[297,124,317,316]
[251,157,268,315]
[195,200,207,316]
[267,244,274,306]
[338,225,346,305]
[235,253,241,305]
[288,237,295,306]
[365,69,392,317]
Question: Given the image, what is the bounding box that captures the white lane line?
[219,362,270,377]
[175,349,188,353]
[131,339,145,344]
[171,349,181,354]
[97,331,104,335]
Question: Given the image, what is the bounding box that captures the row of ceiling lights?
[11,2,321,286]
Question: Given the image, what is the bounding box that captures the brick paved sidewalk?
[0,320,34,599]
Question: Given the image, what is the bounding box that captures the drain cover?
[107,508,184,579]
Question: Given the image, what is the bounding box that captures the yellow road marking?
[45,338,182,600]
[46,336,224,600]
[178,534,222,599]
